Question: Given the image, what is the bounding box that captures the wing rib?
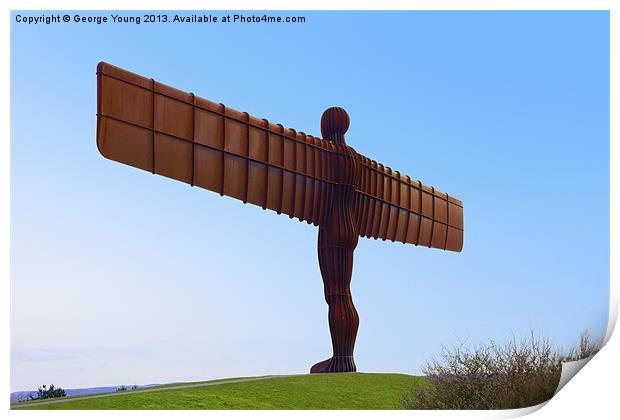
[352,151,463,252]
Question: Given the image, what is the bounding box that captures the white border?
[3,1,616,419]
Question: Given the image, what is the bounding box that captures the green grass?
[18,373,427,410]
[11,375,272,406]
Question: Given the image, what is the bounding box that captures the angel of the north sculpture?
[96,62,464,374]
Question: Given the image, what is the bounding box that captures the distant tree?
[116,384,139,392]
[35,384,66,400]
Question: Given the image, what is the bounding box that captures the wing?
[96,62,336,226]
[353,152,464,252]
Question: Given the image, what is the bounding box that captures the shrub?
[35,384,66,400]
[565,330,603,361]
[402,330,602,410]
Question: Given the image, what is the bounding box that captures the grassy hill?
[15,373,426,410]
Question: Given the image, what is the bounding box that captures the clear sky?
[11,10,609,391]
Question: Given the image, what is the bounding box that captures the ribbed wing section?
[353,152,464,252]
[96,62,336,226]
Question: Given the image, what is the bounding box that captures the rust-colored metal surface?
[96,62,464,373]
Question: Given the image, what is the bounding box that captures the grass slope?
[21,373,426,410]
[12,375,271,405]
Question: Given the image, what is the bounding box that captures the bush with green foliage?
[35,384,66,400]
[402,330,602,410]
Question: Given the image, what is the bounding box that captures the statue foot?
[310,356,356,373]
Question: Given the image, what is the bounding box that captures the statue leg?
[310,225,359,373]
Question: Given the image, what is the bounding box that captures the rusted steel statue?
[96,62,464,373]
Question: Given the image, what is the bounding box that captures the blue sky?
[11,10,609,391]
